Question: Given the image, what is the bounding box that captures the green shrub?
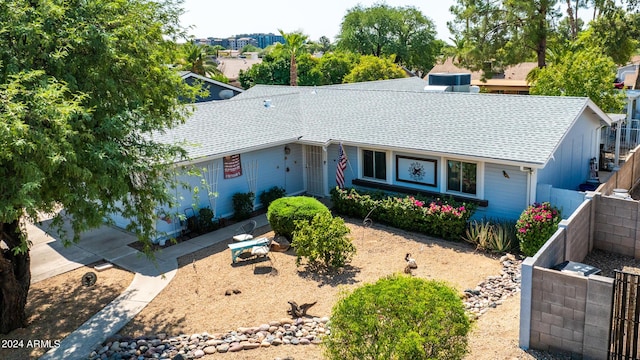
[267,196,330,239]
[292,212,355,269]
[232,192,255,220]
[516,202,561,256]
[331,187,475,240]
[324,274,470,360]
[185,207,219,234]
[258,186,286,208]
[197,207,219,233]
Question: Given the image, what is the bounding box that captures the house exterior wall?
[537,113,601,191]
[332,143,530,220]
[185,144,304,219]
[326,143,358,192]
[111,143,306,241]
[478,163,528,220]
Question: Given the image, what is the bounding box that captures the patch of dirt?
[118,218,547,359]
[6,218,587,360]
[0,264,134,360]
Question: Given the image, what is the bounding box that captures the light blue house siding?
[326,143,529,221]
[325,144,358,190]
[536,112,601,190]
[478,163,528,220]
[185,144,304,217]
[153,144,304,240]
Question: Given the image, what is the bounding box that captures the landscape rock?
[90,257,522,358]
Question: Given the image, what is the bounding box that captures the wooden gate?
[609,271,640,359]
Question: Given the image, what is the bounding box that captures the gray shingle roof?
[158,78,607,166]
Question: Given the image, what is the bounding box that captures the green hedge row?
[330,187,475,241]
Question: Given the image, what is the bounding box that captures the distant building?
[200,33,284,51]
[235,37,257,50]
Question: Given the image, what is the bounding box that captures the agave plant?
[464,220,493,251]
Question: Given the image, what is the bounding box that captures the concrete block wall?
[530,267,588,355]
[600,145,640,195]
[593,195,639,257]
[633,148,640,186]
[562,200,592,262]
[583,275,614,360]
[533,228,566,269]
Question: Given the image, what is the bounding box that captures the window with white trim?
[447,160,477,195]
[363,150,386,181]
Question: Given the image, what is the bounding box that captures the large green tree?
[529,47,625,112]
[317,51,358,85]
[0,0,196,333]
[449,0,561,75]
[577,6,638,65]
[337,4,440,78]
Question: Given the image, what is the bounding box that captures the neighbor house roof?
[428,58,536,92]
[216,57,262,82]
[154,78,610,167]
[179,71,244,101]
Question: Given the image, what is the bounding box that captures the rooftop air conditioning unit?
[428,73,471,93]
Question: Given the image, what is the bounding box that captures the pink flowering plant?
[515,202,561,256]
[331,187,475,240]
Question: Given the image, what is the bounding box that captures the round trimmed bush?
[267,196,330,239]
[516,202,561,256]
[324,274,470,360]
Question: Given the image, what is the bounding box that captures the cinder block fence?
[520,146,640,359]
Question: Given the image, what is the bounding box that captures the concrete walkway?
[33,214,269,360]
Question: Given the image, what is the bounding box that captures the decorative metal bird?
[405,253,418,269]
[287,300,317,318]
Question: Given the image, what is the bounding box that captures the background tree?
[276,29,308,86]
[529,46,625,112]
[0,0,196,333]
[342,55,406,83]
[337,4,440,77]
[317,51,358,84]
[176,42,221,77]
[238,54,295,88]
[240,44,261,54]
[449,0,561,76]
[318,36,335,53]
[576,6,638,65]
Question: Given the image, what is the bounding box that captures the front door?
[305,145,324,196]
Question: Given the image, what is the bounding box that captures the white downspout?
[520,166,534,205]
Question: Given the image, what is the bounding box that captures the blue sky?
[180,0,458,43]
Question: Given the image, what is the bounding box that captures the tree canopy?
[0,0,196,333]
[337,4,440,77]
[529,46,625,112]
[175,42,221,77]
[448,0,640,76]
[342,55,406,83]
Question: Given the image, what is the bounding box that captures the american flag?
[336,143,347,189]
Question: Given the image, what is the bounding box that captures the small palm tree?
[277,29,308,86]
[177,42,220,77]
